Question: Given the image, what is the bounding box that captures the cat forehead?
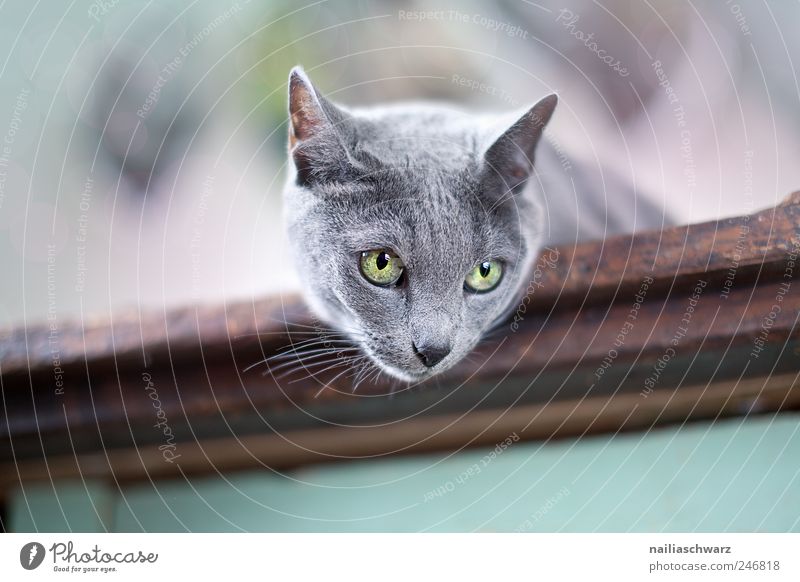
[347,106,486,168]
[311,158,477,199]
[307,161,520,244]
[322,193,518,258]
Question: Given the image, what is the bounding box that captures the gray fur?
[283,66,671,382]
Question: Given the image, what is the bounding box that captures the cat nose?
[412,341,451,368]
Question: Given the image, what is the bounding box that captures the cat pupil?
[376,253,389,270]
[479,262,491,278]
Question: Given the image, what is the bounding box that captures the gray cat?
[282,66,670,384]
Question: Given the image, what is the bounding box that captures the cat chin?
[358,347,434,383]
[375,363,431,383]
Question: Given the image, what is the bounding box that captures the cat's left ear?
[482,93,558,193]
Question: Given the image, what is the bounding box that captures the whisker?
[246,349,339,373]
[234,330,325,339]
[240,315,365,338]
[249,319,365,342]
[289,355,366,385]
[313,363,362,398]
[242,357,278,373]
[353,357,375,393]
[351,361,377,393]
[266,344,358,364]
[268,350,359,376]
[271,353,361,379]
[282,334,353,344]
[263,351,347,375]
[253,319,329,331]
[274,337,356,354]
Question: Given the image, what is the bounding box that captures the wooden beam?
[3,371,797,489]
[1,192,799,486]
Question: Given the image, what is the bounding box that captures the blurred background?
[0,0,798,327]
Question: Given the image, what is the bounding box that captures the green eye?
[360,249,404,286]
[465,260,503,293]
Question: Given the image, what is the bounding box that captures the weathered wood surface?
[6,372,797,486]
[1,192,799,486]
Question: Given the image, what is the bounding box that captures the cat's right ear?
[481,93,558,196]
[288,67,354,187]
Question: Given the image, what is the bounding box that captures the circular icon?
[20,542,46,570]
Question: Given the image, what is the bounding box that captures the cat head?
[282,67,556,381]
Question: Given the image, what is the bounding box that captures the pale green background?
[10,415,800,532]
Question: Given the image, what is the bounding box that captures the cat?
[282,66,670,383]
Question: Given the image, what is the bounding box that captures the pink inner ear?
[290,101,320,141]
[289,75,325,142]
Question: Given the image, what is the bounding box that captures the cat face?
[283,67,556,381]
